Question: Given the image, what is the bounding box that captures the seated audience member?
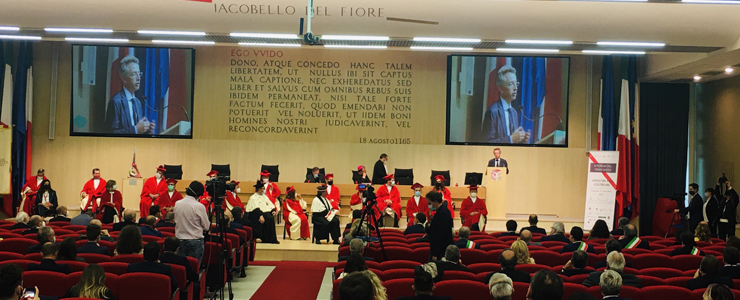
[231,207,251,229]
[112,209,137,232]
[0,264,42,300]
[488,273,514,300]
[727,236,740,250]
[338,271,374,300]
[345,210,362,232]
[520,230,542,247]
[344,219,369,246]
[157,212,176,228]
[49,206,71,222]
[500,220,519,237]
[64,264,115,299]
[485,249,531,284]
[583,251,640,288]
[115,225,143,255]
[246,181,279,244]
[127,242,178,293]
[587,219,611,240]
[561,227,595,254]
[338,253,368,279]
[221,209,245,245]
[78,224,111,255]
[28,242,72,274]
[599,270,626,300]
[540,222,570,243]
[71,209,95,226]
[139,216,163,238]
[57,237,85,262]
[397,270,452,300]
[567,292,598,300]
[138,205,162,224]
[10,212,30,229]
[611,217,629,236]
[428,245,472,282]
[79,219,114,242]
[21,215,44,235]
[339,238,373,262]
[27,226,55,254]
[527,270,564,300]
[511,240,535,264]
[595,239,633,269]
[415,223,432,243]
[521,214,547,235]
[687,255,734,290]
[670,231,706,256]
[405,213,427,235]
[455,226,482,250]
[160,237,199,291]
[718,246,740,279]
[561,250,592,276]
[618,224,650,250]
[703,283,734,300]
[695,221,713,243]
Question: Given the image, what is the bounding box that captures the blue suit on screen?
[105,89,144,134]
[483,100,520,143]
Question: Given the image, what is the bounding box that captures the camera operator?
[245,181,279,244]
[174,181,211,265]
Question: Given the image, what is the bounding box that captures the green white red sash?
[691,247,700,255]
[625,237,641,249]
[577,242,588,251]
[465,240,477,249]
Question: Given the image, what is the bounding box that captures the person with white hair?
[104,55,155,134]
[583,251,641,288]
[489,273,514,300]
[599,270,626,299]
[10,212,30,229]
[540,221,569,243]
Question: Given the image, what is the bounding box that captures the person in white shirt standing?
[174,181,210,265]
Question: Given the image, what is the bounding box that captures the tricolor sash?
[690,247,700,255]
[465,240,477,249]
[625,237,641,249]
[576,242,588,251]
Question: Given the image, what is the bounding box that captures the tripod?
[353,198,388,261]
[208,196,234,300]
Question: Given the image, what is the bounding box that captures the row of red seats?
[20,270,177,300]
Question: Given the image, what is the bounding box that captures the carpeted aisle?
[249,261,334,300]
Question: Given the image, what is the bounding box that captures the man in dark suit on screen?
[482,66,530,144]
[105,55,155,135]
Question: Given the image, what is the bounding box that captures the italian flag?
[625,237,641,249]
[577,242,588,251]
[691,247,700,256]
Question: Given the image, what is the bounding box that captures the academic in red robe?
[350,193,363,206]
[95,190,123,223]
[325,184,341,210]
[158,190,184,212]
[460,196,488,229]
[406,196,429,225]
[140,176,168,218]
[283,198,310,239]
[264,182,281,204]
[224,190,245,211]
[375,184,402,220]
[81,178,107,211]
[20,176,46,215]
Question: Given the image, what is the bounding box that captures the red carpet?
[249,261,333,300]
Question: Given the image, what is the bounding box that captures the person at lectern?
[433,175,455,219]
[375,174,402,227]
[140,165,168,219]
[372,153,389,184]
[305,167,326,183]
[246,181,279,244]
[406,183,429,225]
[482,66,531,144]
[105,55,155,135]
[460,185,487,231]
[80,168,106,213]
[311,185,341,245]
[487,148,509,174]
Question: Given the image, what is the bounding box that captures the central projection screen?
[446,55,570,147]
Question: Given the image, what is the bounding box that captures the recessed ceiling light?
[0,35,41,41]
[694,75,702,81]
[323,45,387,49]
[413,37,481,43]
[582,50,646,55]
[505,39,573,45]
[597,41,665,47]
[138,30,206,36]
[238,43,301,47]
[683,0,740,3]
[410,46,474,51]
[151,40,215,45]
[65,37,129,43]
[45,28,113,33]
[321,35,389,41]
[0,26,19,31]
[725,67,734,74]
[496,48,560,53]
[230,33,299,39]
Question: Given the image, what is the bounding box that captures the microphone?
[140,96,192,132]
[514,103,565,132]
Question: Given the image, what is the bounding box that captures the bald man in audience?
[618,224,651,250]
[79,219,114,242]
[28,242,71,274]
[488,273,514,300]
[583,251,641,288]
[27,226,55,254]
[520,230,541,246]
[485,249,530,284]
[49,206,71,222]
[521,214,546,235]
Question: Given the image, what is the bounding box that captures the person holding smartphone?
[0,264,41,300]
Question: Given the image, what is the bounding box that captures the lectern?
[484,167,507,218]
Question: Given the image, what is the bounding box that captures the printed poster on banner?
[583,151,619,231]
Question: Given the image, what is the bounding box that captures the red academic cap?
[166,178,178,184]
[383,174,395,181]
[325,173,334,180]
[259,170,271,177]
[157,165,167,173]
[356,184,366,191]
[435,175,446,182]
[232,181,240,186]
[206,170,218,177]
[468,184,479,191]
[411,183,423,190]
[286,186,295,194]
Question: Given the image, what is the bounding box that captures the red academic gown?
[406,196,429,224]
[158,190,184,212]
[224,191,245,211]
[375,185,402,220]
[350,193,363,206]
[264,182,281,204]
[94,190,123,222]
[432,187,455,218]
[140,177,168,218]
[326,185,341,210]
[81,178,107,211]
[284,198,310,239]
[20,176,46,215]
[460,196,488,229]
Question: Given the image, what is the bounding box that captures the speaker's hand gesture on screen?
[136,118,148,134]
[148,121,156,134]
[512,127,528,143]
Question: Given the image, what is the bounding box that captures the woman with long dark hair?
[588,219,612,240]
[57,237,85,262]
[115,225,143,255]
[65,264,116,299]
[35,179,58,216]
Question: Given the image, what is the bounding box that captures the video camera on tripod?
[360,184,376,207]
[205,176,236,206]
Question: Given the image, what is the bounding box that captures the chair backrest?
[530,250,568,266]
[0,238,38,254]
[166,263,188,290]
[23,252,42,262]
[640,285,693,299]
[435,280,489,300]
[78,253,112,264]
[259,165,279,182]
[394,168,414,185]
[459,249,488,265]
[118,273,171,300]
[0,259,34,271]
[381,269,414,281]
[111,254,144,264]
[638,267,685,279]
[441,270,477,281]
[635,253,673,269]
[57,228,81,234]
[381,278,415,300]
[564,273,590,284]
[562,282,588,300]
[664,276,692,288]
[141,235,163,243]
[98,262,130,275]
[23,270,68,297]
[379,260,420,271]
[430,170,450,186]
[637,275,667,287]
[672,255,704,271]
[0,251,24,261]
[384,246,414,262]
[468,263,501,274]
[0,232,21,239]
[516,264,550,274]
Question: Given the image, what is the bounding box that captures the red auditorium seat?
[468,263,501,274]
[562,282,588,299]
[332,279,341,300]
[593,247,606,254]
[637,275,667,287]
[733,289,740,300]
[665,276,692,287]
[383,246,414,262]
[588,238,610,244]
[487,249,505,260]
[653,248,673,256]
[540,241,567,248]
[98,262,129,275]
[0,232,21,239]
[141,235,163,243]
[61,261,88,273]
[61,225,87,232]
[111,254,144,264]
[671,255,704,271]
[733,279,740,288]
[383,278,415,300]
[474,272,489,283]
[622,248,651,255]
[381,236,407,244]
[512,282,529,300]
[0,252,23,261]
[10,228,27,234]
[653,239,677,247]
[468,235,496,241]
[691,288,707,300]
[46,221,69,226]
[641,285,692,299]
[528,245,547,251]
[635,253,673,269]
[22,233,38,240]
[481,244,509,251]
[695,241,712,248]
[165,263,188,300]
[704,250,722,257]
[0,238,37,254]
[23,271,68,297]
[640,236,664,242]
[0,224,15,230]
[638,267,684,279]
[435,280,489,300]
[378,242,408,248]
[515,264,550,274]
[710,238,724,244]
[410,248,429,263]
[547,246,564,252]
[54,229,76,236]
[23,253,42,262]
[379,260,419,271]
[530,251,567,266]
[381,269,414,281]
[564,274,590,284]
[405,233,424,239]
[650,243,667,250]
[338,246,350,257]
[441,271,476,281]
[409,243,428,249]
[498,236,519,243]
[118,273,173,300]
[77,253,112,264]
[459,249,488,265]
[159,227,176,233]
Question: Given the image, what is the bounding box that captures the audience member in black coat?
[338,238,374,262]
[21,215,44,235]
[561,250,593,276]
[718,246,740,279]
[670,231,706,256]
[112,209,138,232]
[49,206,72,223]
[160,237,200,285]
[27,226,56,254]
[427,191,453,260]
[156,211,176,228]
[560,227,595,254]
[397,270,452,300]
[610,217,630,236]
[28,242,72,274]
[484,249,530,284]
[617,224,651,250]
[429,245,471,282]
[77,224,111,256]
[521,214,547,235]
[231,207,253,233]
[583,251,641,288]
[454,226,481,250]
[540,222,570,243]
[687,255,734,290]
[126,242,178,293]
[499,220,519,237]
[681,183,705,233]
[595,239,633,269]
[138,205,162,225]
[404,213,427,235]
[704,188,721,237]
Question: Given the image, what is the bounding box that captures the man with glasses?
[105,55,156,134]
[482,66,531,144]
